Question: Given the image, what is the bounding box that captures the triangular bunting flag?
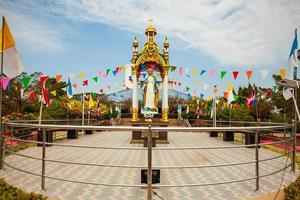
[51,90,56,96]
[55,75,62,83]
[221,71,227,79]
[79,72,84,78]
[260,70,269,79]
[106,69,111,75]
[200,70,206,75]
[1,78,11,91]
[279,68,286,79]
[22,76,31,88]
[232,71,239,80]
[246,70,253,80]
[83,80,88,86]
[93,76,98,83]
[72,83,77,89]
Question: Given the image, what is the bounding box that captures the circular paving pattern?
[0,131,298,200]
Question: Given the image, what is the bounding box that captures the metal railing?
[0,120,297,200]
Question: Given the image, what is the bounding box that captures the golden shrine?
[130,21,170,122]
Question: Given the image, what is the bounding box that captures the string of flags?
[0,63,290,111]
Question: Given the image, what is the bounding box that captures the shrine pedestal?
[131,121,169,144]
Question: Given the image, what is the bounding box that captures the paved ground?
[0,131,298,200]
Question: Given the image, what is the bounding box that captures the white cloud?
[0,1,67,53]
[1,0,299,67]
[52,0,300,66]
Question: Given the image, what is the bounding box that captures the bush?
[285,175,300,200]
[0,178,45,200]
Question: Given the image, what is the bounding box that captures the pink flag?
[209,70,215,76]
[1,77,11,91]
[98,70,103,76]
[179,67,183,76]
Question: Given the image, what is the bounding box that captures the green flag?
[186,86,190,92]
[106,69,111,75]
[234,95,239,101]
[170,66,174,72]
[22,76,31,88]
[92,76,98,83]
[221,71,227,79]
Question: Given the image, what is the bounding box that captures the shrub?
[285,175,300,200]
[0,178,45,200]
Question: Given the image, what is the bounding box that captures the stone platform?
[131,121,169,144]
[0,131,298,200]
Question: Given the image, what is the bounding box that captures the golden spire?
[164,37,169,49]
[133,36,138,48]
[145,18,156,37]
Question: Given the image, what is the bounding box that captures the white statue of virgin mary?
[142,69,158,112]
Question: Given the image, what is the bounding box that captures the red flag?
[223,92,228,98]
[100,89,104,93]
[83,80,88,86]
[40,76,49,105]
[246,70,253,80]
[232,71,239,80]
[30,92,35,100]
[40,76,48,86]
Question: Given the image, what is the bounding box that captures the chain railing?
[0,120,297,200]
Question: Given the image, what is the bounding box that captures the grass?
[0,178,45,200]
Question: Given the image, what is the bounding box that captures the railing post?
[255,130,259,191]
[10,127,13,153]
[0,135,4,170]
[147,124,152,200]
[291,120,296,173]
[41,128,46,190]
[284,125,287,154]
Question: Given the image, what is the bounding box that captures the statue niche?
[141,68,159,114]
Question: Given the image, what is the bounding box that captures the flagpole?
[88,95,91,125]
[82,84,85,130]
[229,104,232,126]
[292,89,300,122]
[213,96,216,127]
[38,98,43,125]
[0,16,4,170]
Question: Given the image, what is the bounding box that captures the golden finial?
[148,18,154,25]
[164,37,169,49]
[133,36,138,48]
[145,18,156,36]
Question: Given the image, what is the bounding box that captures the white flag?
[283,87,293,100]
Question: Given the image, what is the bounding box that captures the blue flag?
[67,78,73,98]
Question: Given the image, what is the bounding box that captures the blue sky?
[0,0,300,98]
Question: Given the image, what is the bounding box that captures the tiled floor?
[0,131,297,200]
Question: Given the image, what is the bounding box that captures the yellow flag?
[0,17,15,52]
[279,68,286,79]
[227,82,232,92]
[193,69,198,76]
[0,17,23,78]
[195,79,200,84]
[89,94,95,108]
[79,72,84,78]
[51,90,56,96]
